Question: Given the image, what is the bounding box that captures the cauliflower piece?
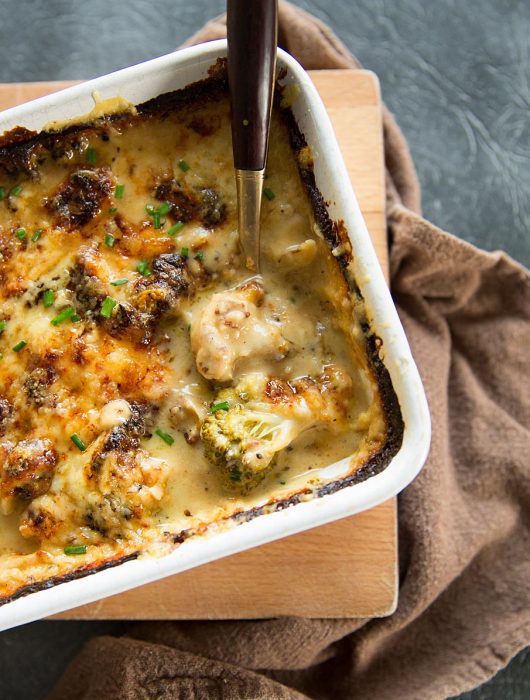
[168,384,209,444]
[200,366,352,493]
[0,439,58,515]
[20,404,168,543]
[191,280,287,382]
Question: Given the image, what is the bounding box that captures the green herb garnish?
[31,229,42,242]
[10,184,23,196]
[155,428,174,446]
[211,400,229,413]
[64,544,87,555]
[15,228,26,241]
[136,260,151,277]
[180,247,189,258]
[110,278,129,286]
[86,147,97,164]
[51,306,76,326]
[114,184,125,199]
[43,290,55,308]
[12,340,27,352]
[108,207,117,214]
[178,159,190,172]
[167,221,184,237]
[70,434,86,452]
[0,320,6,332]
[104,233,116,248]
[0,186,5,200]
[229,468,242,482]
[146,201,170,228]
[195,251,204,261]
[71,314,81,323]
[100,296,117,319]
[263,187,275,201]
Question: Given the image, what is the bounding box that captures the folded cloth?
[49,3,530,699]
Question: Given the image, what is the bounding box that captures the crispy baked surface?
[0,71,402,602]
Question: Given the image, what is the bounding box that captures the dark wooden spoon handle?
[227,0,278,171]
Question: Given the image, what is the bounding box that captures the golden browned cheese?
[0,78,401,601]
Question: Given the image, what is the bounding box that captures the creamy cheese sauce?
[0,88,388,597]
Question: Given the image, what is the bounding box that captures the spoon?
[227,0,278,272]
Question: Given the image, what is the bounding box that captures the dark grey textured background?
[0,1,528,698]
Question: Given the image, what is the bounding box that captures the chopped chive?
[195,251,204,261]
[155,428,175,446]
[178,159,190,172]
[167,221,184,236]
[43,289,55,308]
[13,340,27,352]
[64,544,87,555]
[110,278,129,286]
[153,210,161,229]
[70,434,86,451]
[211,400,229,413]
[71,314,81,323]
[279,480,286,485]
[114,184,125,199]
[158,201,171,216]
[15,228,26,241]
[180,247,189,258]
[10,184,23,196]
[108,207,117,214]
[104,233,116,248]
[31,228,42,242]
[145,203,155,215]
[229,468,242,481]
[50,306,75,326]
[263,187,275,201]
[0,320,5,332]
[0,186,5,200]
[136,260,151,277]
[100,296,117,319]
[86,147,97,164]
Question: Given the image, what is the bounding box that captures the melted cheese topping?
[0,87,389,599]
[44,93,137,131]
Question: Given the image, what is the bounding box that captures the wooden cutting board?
[0,70,397,619]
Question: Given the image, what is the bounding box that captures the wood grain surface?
[0,70,397,619]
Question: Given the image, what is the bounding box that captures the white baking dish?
[0,40,430,630]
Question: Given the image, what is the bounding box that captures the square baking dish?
[0,40,430,630]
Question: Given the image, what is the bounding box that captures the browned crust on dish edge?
[0,552,139,607]
[279,96,404,484]
[0,62,403,606]
[0,59,229,179]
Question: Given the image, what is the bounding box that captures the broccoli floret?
[201,405,300,492]
[200,368,352,493]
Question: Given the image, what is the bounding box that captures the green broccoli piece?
[201,404,300,492]
[200,368,352,494]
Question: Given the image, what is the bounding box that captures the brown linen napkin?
[49,3,530,699]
